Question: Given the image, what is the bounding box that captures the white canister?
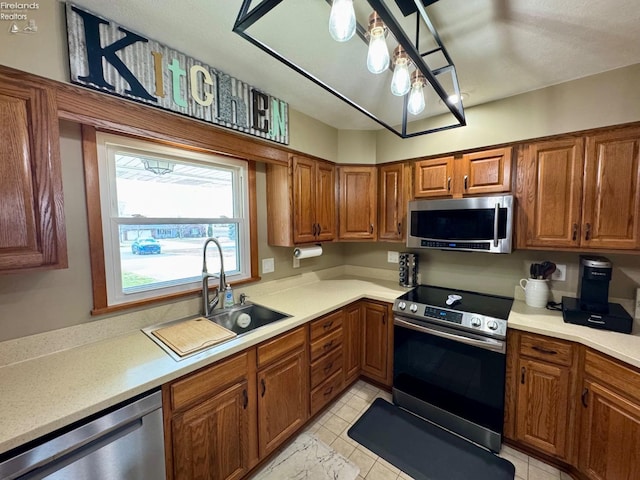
[519,278,550,308]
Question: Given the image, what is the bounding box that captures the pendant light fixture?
[234,0,466,139]
[390,45,411,96]
[407,70,426,115]
[329,0,356,42]
[366,11,389,74]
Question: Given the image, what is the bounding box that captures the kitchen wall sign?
[65,3,289,145]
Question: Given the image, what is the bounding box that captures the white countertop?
[0,270,638,455]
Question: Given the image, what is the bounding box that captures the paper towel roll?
[293,245,323,259]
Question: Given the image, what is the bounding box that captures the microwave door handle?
[493,203,500,247]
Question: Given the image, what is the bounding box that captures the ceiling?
[67,0,640,131]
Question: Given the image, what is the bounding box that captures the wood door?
[315,161,336,242]
[292,156,317,244]
[0,77,67,272]
[515,358,571,459]
[257,349,309,457]
[171,381,251,480]
[579,380,640,480]
[414,156,454,198]
[582,127,640,249]
[378,163,409,241]
[338,166,377,240]
[343,303,361,385]
[518,138,584,249]
[461,147,512,195]
[361,301,391,385]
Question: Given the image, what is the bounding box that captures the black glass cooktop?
[396,285,514,320]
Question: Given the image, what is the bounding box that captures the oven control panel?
[393,300,507,338]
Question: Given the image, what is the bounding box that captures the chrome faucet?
[202,238,227,316]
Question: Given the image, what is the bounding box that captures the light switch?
[387,251,399,263]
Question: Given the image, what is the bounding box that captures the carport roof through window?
[96,133,250,307]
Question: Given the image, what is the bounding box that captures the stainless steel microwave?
[407,195,514,253]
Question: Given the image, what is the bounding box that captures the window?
[95,133,251,307]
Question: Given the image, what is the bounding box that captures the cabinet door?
[172,381,251,480]
[343,303,362,385]
[292,156,317,244]
[338,166,377,240]
[461,147,512,195]
[258,349,308,457]
[315,161,336,242]
[0,78,66,272]
[361,301,391,386]
[515,358,571,459]
[414,156,454,198]
[582,128,640,250]
[378,163,409,242]
[518,138,584,249]
[579,380,640,480]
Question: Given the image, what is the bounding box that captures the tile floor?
[298,380,574,480]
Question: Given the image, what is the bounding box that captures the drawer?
[310,369,344,415]
[310,310,343,342]
[310,346,343,389]
[257,326,306,368]
[310,327,343,362]
[519,332,574,366]
[170,350,249,411]
[584,348,640,403]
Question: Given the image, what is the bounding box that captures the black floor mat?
[347,398,515,480]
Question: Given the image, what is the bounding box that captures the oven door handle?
[394,317,506,354]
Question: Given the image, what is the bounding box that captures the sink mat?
[151,317,236,357]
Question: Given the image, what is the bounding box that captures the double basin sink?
[143,302,291,360]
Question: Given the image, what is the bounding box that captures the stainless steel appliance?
[392,285,513,452]
[407,195,514,253]
[398,252,418,287]
[0,390,165,480]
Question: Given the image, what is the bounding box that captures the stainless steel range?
[392,285,513,452]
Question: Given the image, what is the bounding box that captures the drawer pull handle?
[369,223,374,234]
[242,389,248,409]
[261,379,266,398]
[323,321,333,330]
[581,388,589,408]
[464,175,468,190]
[397,222,402,235]
[572,223,578,241]
[324,362,333,373]
[585,223,591,241]
[532,345,558,355]
[520,367,526,384]
[447,176,451,192]
[324,340,335,350]
[324,386,334,396]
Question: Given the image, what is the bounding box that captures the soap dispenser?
[223,284,234,308]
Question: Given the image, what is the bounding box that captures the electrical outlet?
[551,264,566,281]
[262,258,274,274]
[387,251,399,263]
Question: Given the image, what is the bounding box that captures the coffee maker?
[577,255,612,313]
[562,255,633,333]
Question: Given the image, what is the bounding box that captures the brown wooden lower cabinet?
[360,300,393,387]
[343,302,362,385]
[256,327,309,458]
[506,331,640,480]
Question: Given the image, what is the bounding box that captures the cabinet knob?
[584,223,591,241]
[397,222,402,235]
[447,177,451,192]
[572,223,578,241]
[261,378,266,397]
[520,366,526,384]
[242,389,248,409]
[369,224,374,234]
[581,388,589,407]
[463,175,468,190]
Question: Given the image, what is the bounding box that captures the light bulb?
[407,83,425,115]
[367,28,389,74]
[329,0,356,42]
[391,60,411,96]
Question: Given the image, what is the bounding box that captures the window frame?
[82,125,260,315]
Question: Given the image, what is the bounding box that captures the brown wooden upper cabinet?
[0,74,67,273]
[266,155,336,246]
[414,147,512,199]
[517,126,640,250]
[378,162,411,242]
[338,166,377,240]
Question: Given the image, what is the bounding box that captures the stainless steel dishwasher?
[0,390,165,480]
